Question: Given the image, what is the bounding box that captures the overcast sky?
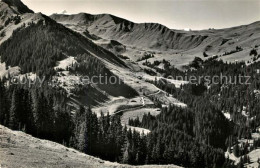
[22,0,260,30]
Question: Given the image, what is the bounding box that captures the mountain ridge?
[51,12,260,31]
[50,12,260,55]
[50,13,209,50]
[1,0,33,14]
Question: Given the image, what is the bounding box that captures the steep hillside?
[51,13,260,52]
[50,13,208,50]
[0,14,127,74]
[0,0,33,26]
[186,21,260,54]
[51,13,260,68]
[0,0,127,72]
[0,0,139,109]
[0,125,182,168]
[1,0,33,14]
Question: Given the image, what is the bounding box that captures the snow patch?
[54,56,77,71]
[52,71,83,93]
[222,111,231,121]
[241,106,249,117]
[127,125,151,135]
[0,60,20,79]
[225,151,239,164]
[184,28,191,31]
[157,63,165,70]
[254,90,260,99]
[254,90,260,94]
[252,133,260,139]
[246,149,260,167]
[173,102,187,108]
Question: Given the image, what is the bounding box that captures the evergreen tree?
[233,144,240,157]
[121,137,130,164]
[0,79,10,126]
[9,90,19,129]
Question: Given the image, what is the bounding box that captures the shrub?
[250,48,258,56]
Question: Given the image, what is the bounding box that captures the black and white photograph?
[0,0,260,167]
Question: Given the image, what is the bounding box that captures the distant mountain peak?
[61,10,67,14]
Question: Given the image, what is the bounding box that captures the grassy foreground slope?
[0,125,181,168]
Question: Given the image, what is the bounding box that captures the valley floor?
[0,125,182,168]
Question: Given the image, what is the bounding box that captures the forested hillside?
[0,11,138,106]
[0,14,126,77]
[0,78,234,167]
[129,56,260,167]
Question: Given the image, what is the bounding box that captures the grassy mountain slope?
[50,13,208,50]
[51,13,260,68]
[0,0,33,26]
[0,0,138,108]
[0,124,182,168]
[0,14,127,74]
[51,13,260,52]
